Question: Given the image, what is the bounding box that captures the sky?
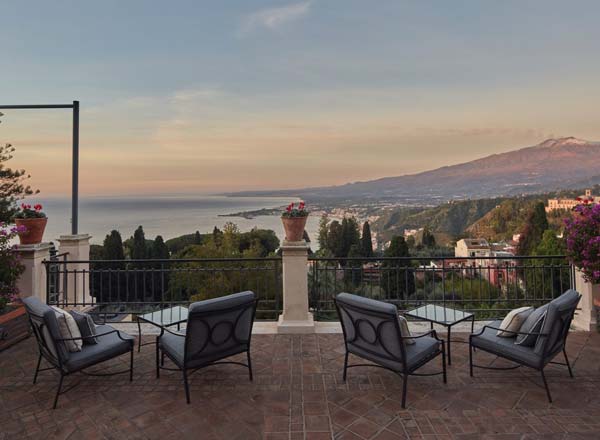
[1,0,600,196]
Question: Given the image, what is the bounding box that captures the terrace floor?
[2,331,600,440]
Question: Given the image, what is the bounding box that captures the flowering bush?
[0,223,26,312]
[13,203,46,219]
[564,202,600,284]
[281,201,308,218]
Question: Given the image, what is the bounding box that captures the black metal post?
[72,101,79,235]
[0,102,79,235]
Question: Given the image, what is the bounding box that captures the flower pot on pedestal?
[15,217,48,245]
[281,216,308,242]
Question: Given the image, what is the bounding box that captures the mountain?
[228,137,600,203]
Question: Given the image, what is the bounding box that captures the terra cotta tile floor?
[1,331,600,439]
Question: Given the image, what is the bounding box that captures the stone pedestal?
[58,234,91,307]
[572,269,600,332]
[277,240,315,334]
[12,243,52,302]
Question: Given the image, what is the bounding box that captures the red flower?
[286,204,292,212]
[21,203,27,209]
[34,204,42,211]
[299,201,305,210]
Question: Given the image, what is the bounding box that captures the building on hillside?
[455,238,491,258]
[403,228,422,238]
[546,189,597,212]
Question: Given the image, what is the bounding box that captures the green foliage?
[380,236,415,299]
[0,143,39,223]
[0,225,25,312]
[165,232,209,254]
[361,221,373,257]
[151,235,170,260]
[318,214,329,252]
[421,225,436,247]
[517,202,549,255]
[131,226,147,260]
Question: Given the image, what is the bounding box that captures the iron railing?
[43,258,282,322]
[44,255,574,323]
[308,256,574,320]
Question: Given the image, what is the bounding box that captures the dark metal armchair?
[469,289,581,402]
[156,291,258,403]
[22,297,134,409]
[334,293,446,408]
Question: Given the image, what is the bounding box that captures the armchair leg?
[161,352,165,367]
[540,369,552,403]
[129,349,134,382]
[53,374,64,409]
[563,348,574,378]
[33,353,42,385]
[441,343,447,384]
[155,338,160,379]
[469,342,474,377]
[401,374,408,409]
[182,369,191,404]
[342,351,349,382]
[247,351,253,381]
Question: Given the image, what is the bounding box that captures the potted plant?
[281,201,308,242]
[13,203,47,245]
[0,223,29,351]
[564,200,600,316]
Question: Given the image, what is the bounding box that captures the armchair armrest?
[159,326,186,337]
[56,329,132,343]
[403,329,443,343]
[471,325,548,338]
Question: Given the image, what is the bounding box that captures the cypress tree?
[361,221,373,257]
[132,226,147,260]
[517,202,549,255]
[421,226,436,248]
[194,230,202,245]
[103,230,125,260]
[381,236,415,298]
[317,214,329,251]
[151,235,170,260]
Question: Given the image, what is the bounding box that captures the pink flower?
[34,204,42,211]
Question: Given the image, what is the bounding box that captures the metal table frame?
[404,304,474,365]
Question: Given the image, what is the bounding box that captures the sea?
[38,195,321,248]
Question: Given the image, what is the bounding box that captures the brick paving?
[1,331,600,439]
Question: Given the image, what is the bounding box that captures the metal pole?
[72,101,79,235]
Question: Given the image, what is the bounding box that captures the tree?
[318,214,329,251]
[381,236,415,300]
[421,226,436,248]
[151,235,170,260]
[361,221,373,257]
[131,226,147,260]
[194,230,202,245]
[527,230,569,298]
[517,202,549,255]
[103,230,125,260]
[0,143,39,222]
[212,226,223,247]
[327,220,343,256]
[91,230,125,302]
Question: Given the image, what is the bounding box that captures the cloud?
[241,1,311,34]
[170,87,223,103]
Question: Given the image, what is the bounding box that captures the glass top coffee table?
[404,304,474,365]
[136,306,189,352]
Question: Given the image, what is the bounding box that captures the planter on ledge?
[0,303,31,352]
[15,217,47,245]
[281,216,307,242]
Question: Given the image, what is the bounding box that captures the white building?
[455,238,491,258]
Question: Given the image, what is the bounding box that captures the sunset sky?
[2,1,600,196]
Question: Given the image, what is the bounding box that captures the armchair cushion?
[398,316,415,345]
[470,320,542,368]
[52,306,83,352]
[496,306,533,337]
[534,289,580,357]
[22,297,68,362]
[69,310,98,345]
[347,335,440,372]
[515,304,548,347]
[64,325,133,372]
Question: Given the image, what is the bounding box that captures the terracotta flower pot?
[15,217,47,245]
[281,216,308,242]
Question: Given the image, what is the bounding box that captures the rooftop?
[2,331,600,439]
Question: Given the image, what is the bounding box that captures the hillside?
[227,137,600,203]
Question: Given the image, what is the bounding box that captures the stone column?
[572,268,600,331]
[277,240,315,334]
[13,243,52,302]
[58,234,92,307]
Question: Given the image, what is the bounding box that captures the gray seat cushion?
[471,320,542,368]
[159,329,248,368]
[348,335,441,372]
[64,324,133,372]
[515,304,549,347]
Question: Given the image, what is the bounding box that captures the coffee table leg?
[447,325,452,366]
